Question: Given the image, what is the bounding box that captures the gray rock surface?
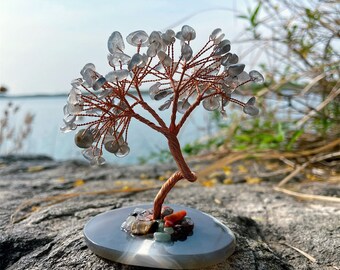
[0,156,339,269]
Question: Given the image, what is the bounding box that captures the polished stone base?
[83,204,235,269]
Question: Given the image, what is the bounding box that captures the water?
[0,95,217,164]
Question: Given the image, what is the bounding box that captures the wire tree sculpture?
[61,25,263,220]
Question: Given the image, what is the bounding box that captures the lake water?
[0,95,218,164]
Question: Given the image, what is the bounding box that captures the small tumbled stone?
[154,232,171,242]
[164,227,174,234]
[131,220,157,235]
[161,206,174,218]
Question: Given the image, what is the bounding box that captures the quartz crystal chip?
[67,102,83,115]
[157,51,172,67]
[75,129,94,148]
[147,43,159,57]
[246,96,256,105]
[63,114,76,124]
[243,105,259,116]
[210,28,225,44]
[243,97,259,116]
[63,104,69,116]
[67,88,81,104]
[115,142,130,157]
[149,82,161,98]
[104,140,120,154]
[107,31,125,54]
[158,99,172,111]
[90,156,106,166]
[249,70,264,83]
[98,89,113,100]
[108,52,131,66]
[105,69,129,82]
[162,29,176,45]
[177,99,190,114]
[181,43,193,61]
[221,53,238,66]
[80,63,95,77]
[121,216,136,232]
[206,62,221,75]
[128,53,144,70]
[82,146,101,162]
[92,77,107,91]
[153,89,172,101]
[177,25,196,41]
[126,30,149,47]
[82,68,97,87]
[60,122,77,133]
[223,76,239,90]
[213,39,231,56]
[148,31,162,44]
[227,64,245,77]
[71,78,83,87]
[203,96,220,111]
[237,71,250,84]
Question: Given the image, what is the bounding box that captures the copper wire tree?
[61,25,263,220]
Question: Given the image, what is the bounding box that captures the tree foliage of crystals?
[61,25,263,164]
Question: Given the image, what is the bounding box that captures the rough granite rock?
[0,156,339,270]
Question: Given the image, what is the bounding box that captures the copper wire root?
[153,170,197,219]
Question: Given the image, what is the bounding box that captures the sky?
[0,0,256,96]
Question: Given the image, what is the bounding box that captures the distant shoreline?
[0,91,149,99]
[0,93,68,99]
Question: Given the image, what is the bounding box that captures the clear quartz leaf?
[80,63,95,76]
[108,52,131,66]
[249,70,264,83]
[107,31,125,53]
[203,96,220,111]
[67,103,83,115]
[92,77,107,91]
[181,25,196,41]
[181,43,193,61]
[162,29,175,45]
[210,28,225,44]
[246,96,256,105]
[75,129,94,148]
[98,89,113,99]
[243,97,259,116]
[60,122,77,133]
[213,39,231,56]
[157,51,172,67]
[71,78,83,87]
[221,53,238,66]
[243,105,259,116]
[91,156,106,166]
[104,140,120,154]
[115,142,130,157]
[82,68,97,87]
[154,89,172,101]
[82,146,101,161]
[227,64,245,77]
[126,30,149,47]
[128,53,143,70]
[158,99,172,111]
[237,71,250,84]
[177,99,190,114]
[105,70,129,82]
